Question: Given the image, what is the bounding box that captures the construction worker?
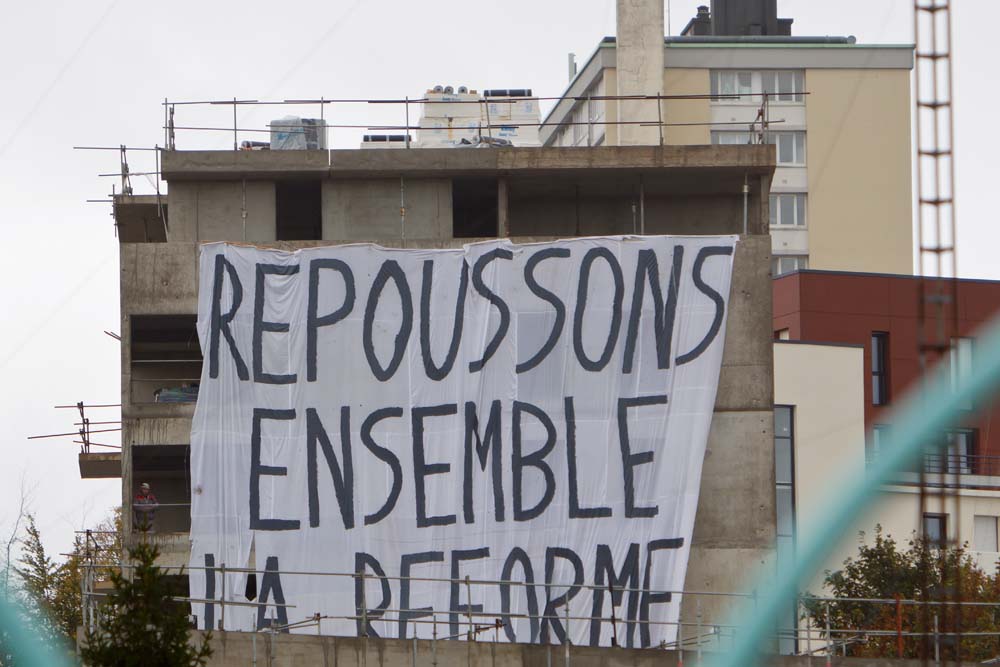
[133,482,159,532]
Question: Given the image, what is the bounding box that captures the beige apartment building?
[540,5,915,276]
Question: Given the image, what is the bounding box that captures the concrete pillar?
[497,177,509,237]
[616,0,665,146]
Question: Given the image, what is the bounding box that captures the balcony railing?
[867,452,1000,484]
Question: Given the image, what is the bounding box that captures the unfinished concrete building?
[82,142,778,662]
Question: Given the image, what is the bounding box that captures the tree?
[805,526,1000,661]
[0,498,122,666]
[13,509,125,656]
[0,482,74,667]
[14,515,74,654]
[81,541,211,667]
[2,480,29,605]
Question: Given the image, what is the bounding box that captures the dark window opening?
[132,444,192,533]
[162,574,190,600]
[160,574,192,625]
[276,181,322,240]
[453,178,498,238]
[130,315,202,405]
[871,332,889,406]
[923,513,947,547]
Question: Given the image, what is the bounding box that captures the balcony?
[115,194,167,243]
[79,450,122,479]
[872,452,1000,491]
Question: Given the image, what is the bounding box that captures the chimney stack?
[615,0,665,145]
[709,0,789,36]
[684,5,713,36]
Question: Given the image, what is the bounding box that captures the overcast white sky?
[0,0,996,560]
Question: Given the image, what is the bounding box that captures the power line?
[0,250,116,373]
[238,0,364,128]
[0,0,121,158]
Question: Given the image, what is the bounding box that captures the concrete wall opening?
[129,315,201,405]
[452,177,498,238]
[507,171,760,237]
[508,178,632,236]
[276,180,322,240]
[131,444,191,533]
[161,574,190,601]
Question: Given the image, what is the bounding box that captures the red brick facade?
[773,270,1000,460]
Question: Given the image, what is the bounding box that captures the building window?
[571,104,587,146]
[715,131,806,164]
[946,429,974,474]
[774,328,790,341]
[586,81,606,146]
[775,406,794,480]
[950,337,973,410]
[774,405,795,563]
[867,424,891,465]
[710,70,753,101]
[774,405,796,655]
[871,332,889,406]
[762,70,805,103]
[769,194,806,227]
[922,513,947,547]
[766,132,806,166]
[939,429,976,475]
[926,429,976,475]
[710,70,804,104]
[771,255,807,277]
[711,130,755,145]
[974,515,999,552]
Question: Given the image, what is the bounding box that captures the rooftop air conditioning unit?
[269,116,327,150]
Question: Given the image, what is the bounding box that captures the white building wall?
[774,342,866,592]
[875,485,1000,572]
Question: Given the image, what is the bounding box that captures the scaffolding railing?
[151,91,787,152]
[78,550,1000,660]
[74,90,788,240]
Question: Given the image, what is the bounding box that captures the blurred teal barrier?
[0,597,74,667]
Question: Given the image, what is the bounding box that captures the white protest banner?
[189,235,737,647]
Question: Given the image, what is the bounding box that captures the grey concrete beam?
[78,452,122,479]
[190,630,931,667]
[161,146,775,182]
[122,417,194,446]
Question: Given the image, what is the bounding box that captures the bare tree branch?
[3,472,35,601]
